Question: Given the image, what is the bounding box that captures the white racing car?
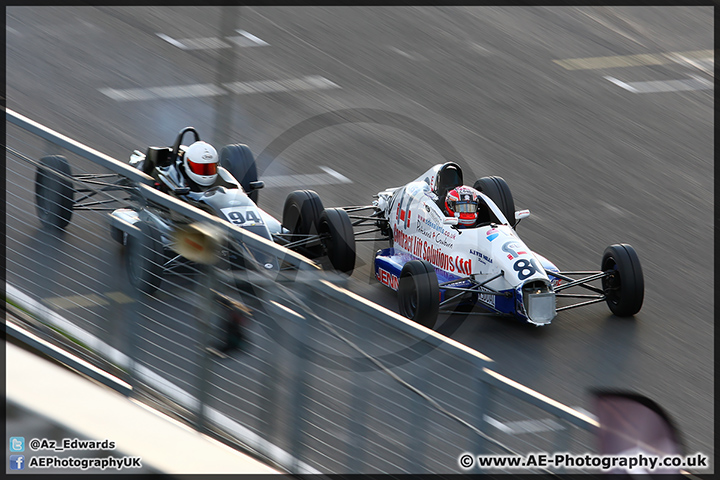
[345,162,644,329]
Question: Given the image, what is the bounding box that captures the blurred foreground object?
[593,390,684,474]
[211,290,251,356]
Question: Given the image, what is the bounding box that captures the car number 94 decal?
[221,207,264,226]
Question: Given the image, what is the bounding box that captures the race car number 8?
[513,258,540,280]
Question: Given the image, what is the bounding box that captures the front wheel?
[282,190,324,257]
[601,244,644,317]
[318,208,356,275]
[35,155,74,230]
[126,221,165,295]
[398,260,439,329]
[220,144,259,203]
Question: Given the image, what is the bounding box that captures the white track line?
[604,75,712,94]
[223,75,340,95]
[157,33,231,50]
[234,29,269,46]
[604,76,639,93]
[157,31,268,50]
[320,166,352,182]
[262,166,351,188]
[100,76,340,102]
[174,36,231,50]
[156,33,188,49]
[484,415,565,434]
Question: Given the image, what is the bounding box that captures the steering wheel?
[171,126,201,164]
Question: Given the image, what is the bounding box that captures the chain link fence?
[6,109,600,474]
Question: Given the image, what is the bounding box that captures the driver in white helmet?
[179,141,219,191]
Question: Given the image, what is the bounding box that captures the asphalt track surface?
[7,6,713,469]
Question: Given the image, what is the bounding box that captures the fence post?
[193,263,219,433]
[553,418,571,473]
[123,227,143,397]
[257,304,284,445]
[285,279,313,473]
[404,368,430,473]
[344,308,376,473]
[474,362,494,456]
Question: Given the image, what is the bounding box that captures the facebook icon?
[9,455,25,470]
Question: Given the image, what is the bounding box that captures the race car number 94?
[220,207,264,226]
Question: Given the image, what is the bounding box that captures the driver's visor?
[455,201,477,213]
[187,159,217,176]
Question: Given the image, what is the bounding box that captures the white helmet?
[183,141,218,186]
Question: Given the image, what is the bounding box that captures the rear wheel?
[473,176,515,226]
[398,260,440,329]
[220,144,259,203]
[126,221,164,295]
[318,208,356,274]
[282,190,324,257]
[35,155,74,230]
[601,244,644,316]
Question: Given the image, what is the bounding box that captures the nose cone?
[518,281,556,325]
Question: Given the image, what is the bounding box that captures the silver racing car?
[34,127,356,294]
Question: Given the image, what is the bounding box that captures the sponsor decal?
[394,187,406,223]
[392,224,471,274]
[502,240,527,260]
[415,214,456,247]
[416,220,437,240]
[434,235,454,248]
[486,228,499,242]
[424,242,454,271]
[393,186,417,229]
[416,214,444,233]
[470,249,493,264]
[425,204,442,224]
[393,224,415,252]
[454,255,473,275]
[478,291,495,307]
[377,267,399,290]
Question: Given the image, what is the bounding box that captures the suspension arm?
[555,297,607,312]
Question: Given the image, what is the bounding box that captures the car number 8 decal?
[513,258,540,280]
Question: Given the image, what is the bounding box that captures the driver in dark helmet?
[444,185,481,227]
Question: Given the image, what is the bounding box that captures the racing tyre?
[220,144,259,204]
[398,260,440,329]
[473,176,515,226]
[125,221,164,295]
[601,244,644,317]
[282,190,324,258]
[35,155,74,230]
[318,208,356,274]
